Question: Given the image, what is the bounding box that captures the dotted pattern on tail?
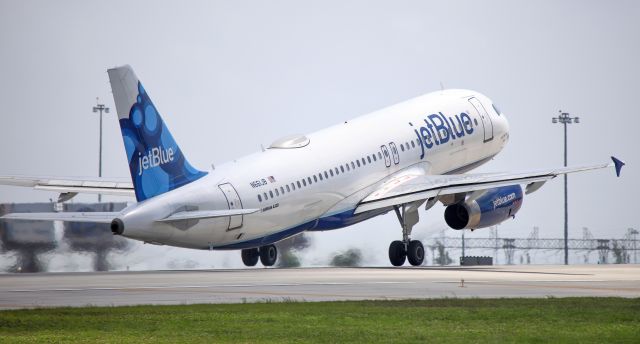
[118,82,206,201]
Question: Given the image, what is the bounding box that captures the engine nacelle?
[444,185,523,230]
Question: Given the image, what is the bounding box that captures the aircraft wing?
[0,212,119,223]
[354,157,624,214]
[0,175,134,200]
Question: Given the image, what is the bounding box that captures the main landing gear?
[241,244,278,267]
[389,201,425,267]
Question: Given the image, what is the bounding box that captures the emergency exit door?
[389,142,400,165]
[381,145,391,167]
[218,183,243,230]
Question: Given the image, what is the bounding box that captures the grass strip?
[0,298,638,343]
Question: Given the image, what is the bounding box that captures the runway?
[1,265,638,309]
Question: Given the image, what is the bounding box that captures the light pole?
[552,111,579,265]
[461,230,466,258]
[630,228,638,264]
[93,98,110,203]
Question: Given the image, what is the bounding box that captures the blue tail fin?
[108,65,207,202]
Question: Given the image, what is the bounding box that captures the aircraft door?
[381,145,391,167]
[389,142,400,165]
[218,183,243,230]
[468,97,494,142]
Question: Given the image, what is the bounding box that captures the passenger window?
[373,154,377,161]
[319,173,323,181]
[334,167,339,175]
[275,189,279,196]
[313,175,318,182]
[292,183,296,191]
[351,162,356,169]
[411,140,415,148]
[280,186,285,194]
[330,169,334,177]
[400,144,405,152]
[340,165,345,173]
[302,179,307,187]
[378,152,382,159]
[361,158,366,165]
[264,192,268,200]
[286,185,291,192]
[367,156,372,163]
[269,190,274,198]
[356,160,361,167]
[324,171,329,179]
[297,181,302,188]
[308,177,312,184]
[258,194,262,202]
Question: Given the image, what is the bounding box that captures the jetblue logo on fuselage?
[137,146,175,176]
[412,112,474,159]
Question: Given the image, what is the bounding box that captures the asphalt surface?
[1,265,638,309]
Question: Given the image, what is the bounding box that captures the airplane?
[0,65,625,267]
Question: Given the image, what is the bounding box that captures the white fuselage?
[118,89,509,249]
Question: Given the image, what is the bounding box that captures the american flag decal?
[268,176,276,183]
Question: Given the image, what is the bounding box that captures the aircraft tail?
[107,65,207,202]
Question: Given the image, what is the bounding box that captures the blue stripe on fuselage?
[213,207,387,250]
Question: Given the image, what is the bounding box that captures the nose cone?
[495,109,510,146]
[500,112,510,137]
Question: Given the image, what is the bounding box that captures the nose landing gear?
[241,244,278,267]
[389,201,425,266]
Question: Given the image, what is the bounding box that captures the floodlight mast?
[552,111,580,265]
[92,98,110,203]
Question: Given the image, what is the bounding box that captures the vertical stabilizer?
[108,65,206,202]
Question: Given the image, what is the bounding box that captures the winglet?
[611,156,625,177]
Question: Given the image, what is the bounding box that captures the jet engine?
[444,185,523,230]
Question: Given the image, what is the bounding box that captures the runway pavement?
[0,265,638,309]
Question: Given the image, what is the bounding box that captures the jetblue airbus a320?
[0,65,625,267]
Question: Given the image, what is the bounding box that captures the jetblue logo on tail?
[117,81,207,202]
[137,147,175,176]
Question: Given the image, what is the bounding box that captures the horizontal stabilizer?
[1,212,119,223]
[0,175,134,197]
[158,209,260,222]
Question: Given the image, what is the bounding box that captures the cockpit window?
[492,103,502,115]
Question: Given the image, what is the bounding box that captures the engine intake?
[444,185,523,230]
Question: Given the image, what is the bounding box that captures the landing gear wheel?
[388,240,407,266]
[407,240,424,266]
[241,248,259,266]
[259,244,278,267]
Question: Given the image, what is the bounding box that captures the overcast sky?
[0,0,638,267]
